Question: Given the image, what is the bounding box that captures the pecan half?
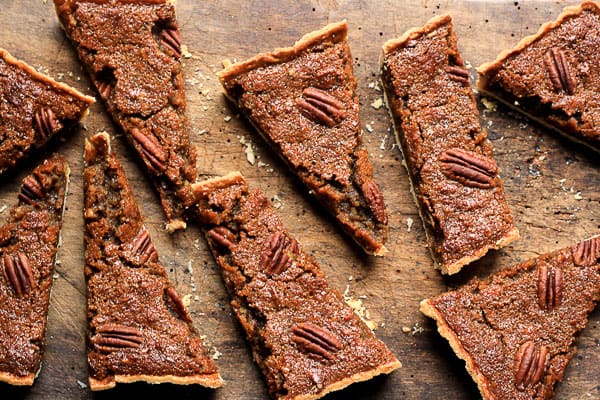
[261,231,299,276]
[2,253,34,297]
[131,228,158,265]
[92,324,143,353]
[362,180,387,225]
[33,108,61,141]
[440,148,498,189]
[206,226,236,251]
[537,264,563,311]
[445,65,470,84]
[544,48,575,95]
[130,128,167,174]
[165,286,192,323]
[159,25,182,58]
[291,322,342,361]
[514,341,548,391]
[572,237,600,267]
[296,87,346,127]
[18,175,45,205]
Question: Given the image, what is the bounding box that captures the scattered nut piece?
[370,98,384,110]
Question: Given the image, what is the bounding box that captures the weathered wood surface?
[1,0,599,399]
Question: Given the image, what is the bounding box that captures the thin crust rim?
[89,372,224,391]
[292,359,401,400]
[476,1,600,89]
[420,299,493,400]
[380,15,519,275]
[217,21,348,83]
[0,371,36,386]
[0,47,95,107]
[381,14,452,54]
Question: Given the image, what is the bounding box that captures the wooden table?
[1,1,599,399]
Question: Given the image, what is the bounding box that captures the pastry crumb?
[223,115,232,122]
[181,44,192,59]
[365,123,374,133]
[221,59,232,68]
[76,380,87,389]
[406,217,414,232]
[211,348,222,360]
[370,98,384,110]
[343,284,378,331]
[0,205,8,213]
[410,322,424,335]
[240,136,255,165]
[380,134,388,150]
[182,294,192,307]
[574,191,583,200]
[401,326,411,333]
[53,273,60,279]
[481,97,497,112]
[271,194,282,209]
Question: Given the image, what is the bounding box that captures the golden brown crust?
[0,371,36,386]
[476,1,600,89]
[381,14,452,54]
[0,47,95,108]
[89,372,224,391]
[419,299,494,400]
[217,21,348,84]
[292,360,402,400]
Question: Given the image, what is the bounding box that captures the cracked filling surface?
[422,239,600,400]
[194,173,400,400]
[55,0,197,228]
[83,133,220,390]
[218,22,388,255]
[0,156,68,384]
[381,15,517,273]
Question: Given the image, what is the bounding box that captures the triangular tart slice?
[0,155,69,385]
[0,48,93,176]
[217,22,388,256]
[55,0,197,231]
[380,15,518,274]
[192,172,401,400]
[477,1,600,152]
[421,236,600,399]
[83,132,222,391]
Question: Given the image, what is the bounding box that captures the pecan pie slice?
[192,172,401,400]
[0,155,69,385]
[55,0,197,232]
[83,132,222,391]
[218,22,388,256]
[421,236,600,400]
[380,15,519,274]
[477,2,600,152]
[0,48,93,176]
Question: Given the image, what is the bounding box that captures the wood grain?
[0,1,598,399]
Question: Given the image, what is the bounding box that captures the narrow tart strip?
[380,15,519,274]
[55,0,197,232]
[421,236,600,400]
[0,48,94,175]
[217,21,389,256]
[192,172,401,400]
[0,155,69,385]
[477,1,600,152]
[83,132,222,391]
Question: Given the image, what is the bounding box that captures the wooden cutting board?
[1,1,599,399]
